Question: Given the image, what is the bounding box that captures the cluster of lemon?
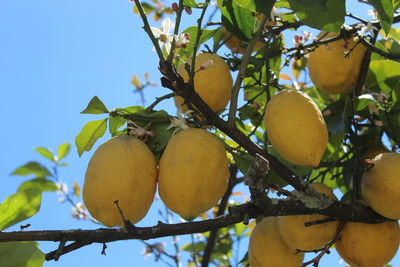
[82,52,233,226]
[249,32,400,266]
[82,31,400,266]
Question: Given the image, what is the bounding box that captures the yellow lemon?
[336,221,400,267]
[158,128,229,220]
[175,53,232,114]
[264,89,328,167]
[83,135,157,227]
[249,217,304,267]
[307,32,367,94]
[361,152,400,219]
[279,183,339,251]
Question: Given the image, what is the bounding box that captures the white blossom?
[358,21,378,37]
[151,17,174,53]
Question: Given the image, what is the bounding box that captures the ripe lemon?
[158,128,229,220]
[221,27,264,54]
[249,217,304,266]
[264,89,328,167]
[361,153,400,219]
[279,183,339,251]
[175,53,232,114]
[83,135,157,227]
[336,221,400,267]
[307,32,367,94]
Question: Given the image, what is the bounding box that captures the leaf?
[145,121,175,161]
[355,94,379,111]
[233,0,276,16]
[231,152,255,174]
[218,0,256,41]
[0,242,45,267]
[179,27,217,59]
[114,106,145,115]
[366,60,400,89]
[109,116,126,136]
[183,0,200,8]
[10,162,52,178]
[287,0,345,32]
[57,143,70,161]
[18,178,58,193]
[368,0,393,34]
[75,119,108,157]
[80,96,109,114]
[34,147,54,161]
[0,189,42,230]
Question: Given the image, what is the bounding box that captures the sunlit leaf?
[80,96,109,114]
[0,189,42,230]
[18,178,58,193]
[57,143,70,161]
[75,119,108,157]
[34,147,54,161]
[109,116,126,136]
[10,162,52,178]
[233,0,276,16]
[368,0,393,34]
[0,242,45,267]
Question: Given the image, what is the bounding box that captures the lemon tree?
[3,0,400,267]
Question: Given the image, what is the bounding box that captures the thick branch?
[0,198,387,244]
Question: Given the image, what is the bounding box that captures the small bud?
[172,2,179,11]
[184,6,192,15]
[244,92,249,100]
[199,60,213,70]
[322,109,332,116]
[373,120,384,127]
[253,102,260,110]
[159,33,169,43]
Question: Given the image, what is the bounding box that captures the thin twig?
[133,0,165,61]
[146,92,176,111]
[227,15,269,127]
[167,0,184,62]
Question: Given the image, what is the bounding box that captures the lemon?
[175,53,232,114]
[361,152,400,219]
[249,217,304,267]
[307,32,367,94]
[279,183,339,251]
[158,128,230,220]
[264,89,328,167]
[336,221,400,267]
[83,135,157,227]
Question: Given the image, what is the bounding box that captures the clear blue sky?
[0,1,398,266]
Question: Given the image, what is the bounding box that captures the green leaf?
[10,162,52,178]
[287,0,345,32]
[18,178,58,193]
[180,27,217,59]
[145,122,175,161]
[368,0,393,34]
[113,106,145,115]
[183,0,200,7]
[355,94,379,111]
[109,116,126,136]
[75,119,108,157]
[0,189,42,230]
[218,0,256,40]
[233,0,276,16]
[366,60,400,89]
[231,152,255,174]
[80,96,109,114]
[0,242,45,267]
[57,143,70,161]
[34,147,54,161]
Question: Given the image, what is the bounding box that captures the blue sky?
[0,1,399,266]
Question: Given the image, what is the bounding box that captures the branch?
[0,198,388,245]
[227,15,269,127]
[133,0,165,61]
[360,38,400,60]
